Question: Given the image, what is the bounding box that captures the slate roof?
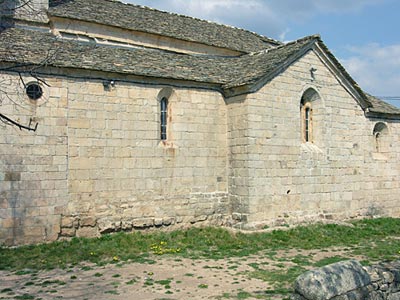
[221,35,319,89]
[48,0,281,54]
[0,27,398,117]
[0,27,229,84]
[0,27,313,88]
[366,94,400,116]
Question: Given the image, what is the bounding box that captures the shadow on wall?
[1,157,25,246]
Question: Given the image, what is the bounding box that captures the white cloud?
[340,43,400,96]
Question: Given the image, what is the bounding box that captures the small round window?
[26,82,43,100]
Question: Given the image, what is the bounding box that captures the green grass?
[313,256,347,267]
[248,265,306,293]
[1,218,400,270]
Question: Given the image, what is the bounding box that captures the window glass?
[160,97,168,140]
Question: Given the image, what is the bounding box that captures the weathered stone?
[367,267,381,282]
[388,292,400,300]
[121,221,132,230]
[290,294,307,300]
[162,217,175,226]
[294,260,371,300]
[190,215,207,223]
[154,218,163,226]
[76,226,99,238]
[60,227,76,237]
[331,287,371,300]
[368,291,385,300]
[98,218,121,233]
[232,213,242,221]
[383,271,395,283]
[80,216,96,227]
[61,217,75,228]
[132,218,154,228]
[292,261,400,300]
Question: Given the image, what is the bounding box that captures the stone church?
[1,0,399,246]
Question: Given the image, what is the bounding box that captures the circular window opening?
[26,82,43,100]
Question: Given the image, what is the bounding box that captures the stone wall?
[292,260,400,300]
[226,94,251,223]
[0,74,68,245]
[0,72,229,245]
[230,49,400,227]
[61,79,229,238]
[1,47,400,246]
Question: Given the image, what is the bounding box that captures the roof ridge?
[111,0,282,46]
[49,0,280,53]
[280,34,321,48]
[249,34,320,56]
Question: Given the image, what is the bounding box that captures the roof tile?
[49,0,281,53]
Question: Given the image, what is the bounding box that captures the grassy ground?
[1,218,400,299]
[1,218,400,270]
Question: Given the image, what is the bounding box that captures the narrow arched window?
[160,97,168,140]
[304,106,311,142]
[300,88,320,143]
[373,122,389,153]
[301,102,312,143]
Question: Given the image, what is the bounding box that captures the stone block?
[98,218,121,233]
[4,172,21,181]
[388,292,400,300]
[80,216,96,227]
[154,218,163,226]
[61,217,75,228]
[294,260,371,300]
[162,217,175,226]
[69,118,90,129]
[2,218,19,228]
[76,226,99,238]
[60,227,76,237]
[132,218,154,228]
[190,215,207,224]
[121,220,132,230]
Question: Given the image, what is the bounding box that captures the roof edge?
[365,111,400,120]
[313,39,372,110]
[222,35,320,94]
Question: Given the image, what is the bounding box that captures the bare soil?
[0,248,363,300]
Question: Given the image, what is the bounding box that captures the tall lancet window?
[304,106,311,142]
[301,102,313,143]
[160,97,168,140]
[300,88,320,143]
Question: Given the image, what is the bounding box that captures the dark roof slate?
[48,0,281,54]
[366,94,400,115]
[0,28,319,88]
[1,27,399,117]
[221,35,319,89]
[0,27,232,84]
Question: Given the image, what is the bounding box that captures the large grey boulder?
[293,260,371,300]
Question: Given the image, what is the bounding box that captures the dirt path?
[0,249,363,300]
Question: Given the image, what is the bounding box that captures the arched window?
[160,97,168,140]
[303,104,312,142]
[157,88,173,142]
[373,122,389,153]
[300,88,320,143]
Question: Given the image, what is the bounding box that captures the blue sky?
[126,0,400,105]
